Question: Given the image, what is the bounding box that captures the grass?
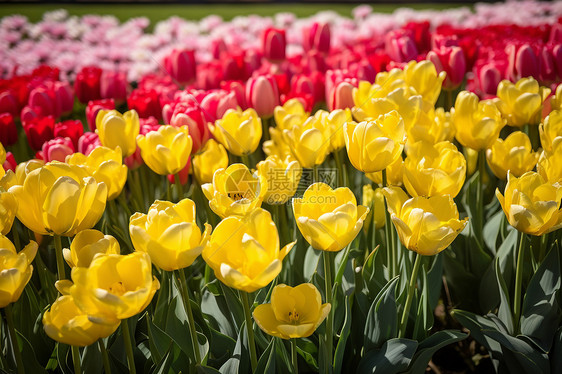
[0,3,470,23]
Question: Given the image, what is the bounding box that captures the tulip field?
[2,1,562,373]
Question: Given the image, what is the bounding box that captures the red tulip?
[164,49,196,85]
[0,113,17,146]
[507,44,539,81]
[303,22,331,54]
[0,90,19,116]
[77,131,101,155]
[427,46,467,89]
[74,66,102,103]
[100,70,128,102]
[3,152,16,172]
[22,115,55,150]
[54,119,84,149]
[127,88,162,120]
[85,99,115,131]
[262,28,286,62]
[170,103,209,152]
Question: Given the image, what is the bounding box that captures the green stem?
[313,165,319,184]
[176,270,201,365]
[323,251,333,372]
[53,235,66,281]
[538,234,548,263]
[0,313,8,370]
[175,173,183,201]
[382,169,396,277]
[12,223,20,251]
[476,150,486,245]
[98,339,111,374]
[446,89,453,111]
[241,154,251,169]
[291,338,298,373]
[333,149,344,187]
[513,232,526,332]
[4,304,24,374]
[71,346,81,374]
[241,291,258,372]
[399,253,422,338]
[121,320,136,374]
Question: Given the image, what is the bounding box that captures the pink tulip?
[170,103,209,152]
[427,46,467,89]
[507,44,539,81]
[40,136,74,162]
[200,90,238,123]
[262,28,286,62]
[100,70,128,102]
[303,22,331,54]
[77,131,101,156]
[245,74,279,118]
[85,99,115,131]
[54,81,74,116]
[163,49,196,85]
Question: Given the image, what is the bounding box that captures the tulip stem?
[4,304,24,374]
[476,150,486,245]
[121,319,136,374]
[71,346,81,374]
[538,234,548,263]
[382,169,396,277]
[174,173,183,201]
[98,339,111,374]
[53,235,66,281]
[241,154,251,169]
[399,253,422,338]
[323,251,334,372]
[291,338,298,373]
[175,270,201,365]
[241,291,258,372]
[333,149,344,187]
[513,232,526,332]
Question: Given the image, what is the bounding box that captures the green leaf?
[407,330,467,374]
[304,246,322,281]
[16,329,48,374]
[364,276,399,351]
[495,258,514,334]
[451,310,503,358]
[152,344,174,374]
[296,339,319,371]
[426,254,443,309]
[255,338,276,374]
[549,326,562,373]
[412,267,430,341]
[196,364,222,373]
[334,295,352,374]
[357,338,418,374]
[82,343,103,374]
[220,321,249,374]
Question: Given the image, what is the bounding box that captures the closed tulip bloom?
[263,126,292,158]
[210,108,262,156]
[0,237,37,308]
[246,75,280,118]
[96,109,140,157]
[0,189,17,235]
[68,252,160,323]
[0,113,17,146]
[253,283,330,339]
[9,163,107,236]
[202,163,267,218]
[427,46,466,90]
[13,159,44,186]
[551,84,562,112]
[293,183,369,252]
[403,141,466,198]
[202,208,295,293]
[344,110,406,173]
[40,137,74,163]
[486,132,539,180]
[537,144,562,183]
[257,155,302,205]
[262,28,286,61]
[407,107,455,145]
[403,60,446,105]
[452,91,505,150]
[539,110,562,153]
[383,187,468,256]
[325,108,351,151]
[362,184,385,230]
[283,114,331,169]
[496,171,562,236]
[67,146,127,200]
[163,49,196,85]
[129,199,211,271]
[496,78,550,127]
[192,139,229,185]
[63,229,120,268]
[136,125,192,175]
[366,155,404,186]
[274,98,308,130]
[43,295,120,347]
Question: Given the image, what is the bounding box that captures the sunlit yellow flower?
[63,229,120,268]
[66,146,127,200]
[9,162,107,236]
[486,132,539,180]
[192,139,228,185]
[365,155,404,186]
[96,109,140,157]
[344,110,406,173]
[383,187,468,255]
[452,91,505,150]
[136,125,192,175]
[537,143,562,183]
[130,199,211,271]
[0,169,16,191]
[14,159,44,186]
[274,98,308,130]
[202,208,295,293]
[403,60,446,105]
[496,171,562,236]
[68,252,160,323]
[407,107,455,145]
[0,189,17,235]
[0,143,5,165]
[496,78,550,127]
[325,108,352,151]
[293,183,369,252]
[202,163,267,218]
[403,141,466,198]
[362,184,385,230]
[464,147,479,176]
[43,294,119,347]
[283,113,331,168]
[253,283,330,339]
[257,155,302,204]
[539,110,562,153]
[0,237,37,308]
[210,108,262,156]
[263,127,292,158]
[551,84,562,111]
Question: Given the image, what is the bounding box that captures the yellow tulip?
[403,141,466,198]
[407,107,455,145]
[539,110,562,153]
[263,126,292,158]
[486,132,539,180]
[551,84,562,111]
[452,91,505,150]
[0,169,16,191]
[96,109,140,157]
[202,163,267,218]
[257,155,302,205]
[365,155,404,186]
[43,295,119,346]
[0,189,17,235]
[344,110,406,173]
[403,60,446,105]
[274,98,308,130]
[14,159,44,185]
[293,183,369,252]
[9,162,107,236]
[192,139,229,185]
[496,78,550,127]
[496,171,562,236]
[136,125,193,175]
[253,283,330,339]
[68,252,159,323]
[202,208,295,293]
[325,108,352,152]
[210,108,262,156]
[66,146,128,200]
[129,199,211,271]
[0,237,37,307]
[383,187,468,255]
[464,147,479,176]
[362,184,385,230]
[283,113,331,169]
[538,144,562,183]
[63,229,120,268]
[0,143,5,165]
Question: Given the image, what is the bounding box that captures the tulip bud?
[96,109,140,157]
[63,229,120,268]
[192,139,228,185]
[210,108,262,156]
[385,31,418,63]
[54,120,83,149]
[0,113,17,145]
[100,70,128,102]
[262,28,286,62]
[54,81,74,116]
[0,237,37,308]
[0,91,19,117]
[303,22,331,54]
[22,115,55,150]
[86,99,115,131]
[77,132,101,156]
[327,81,355,111]
[170,103,210,153]
[163,49,196,85]
[478,63,502,96]
[29,86,59,118]
[427,46,466,90]
[74,66,102,104]
[136,125,192,175]
[246,75,280,118]
[40,137,75,163]
[507,44,539,82]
